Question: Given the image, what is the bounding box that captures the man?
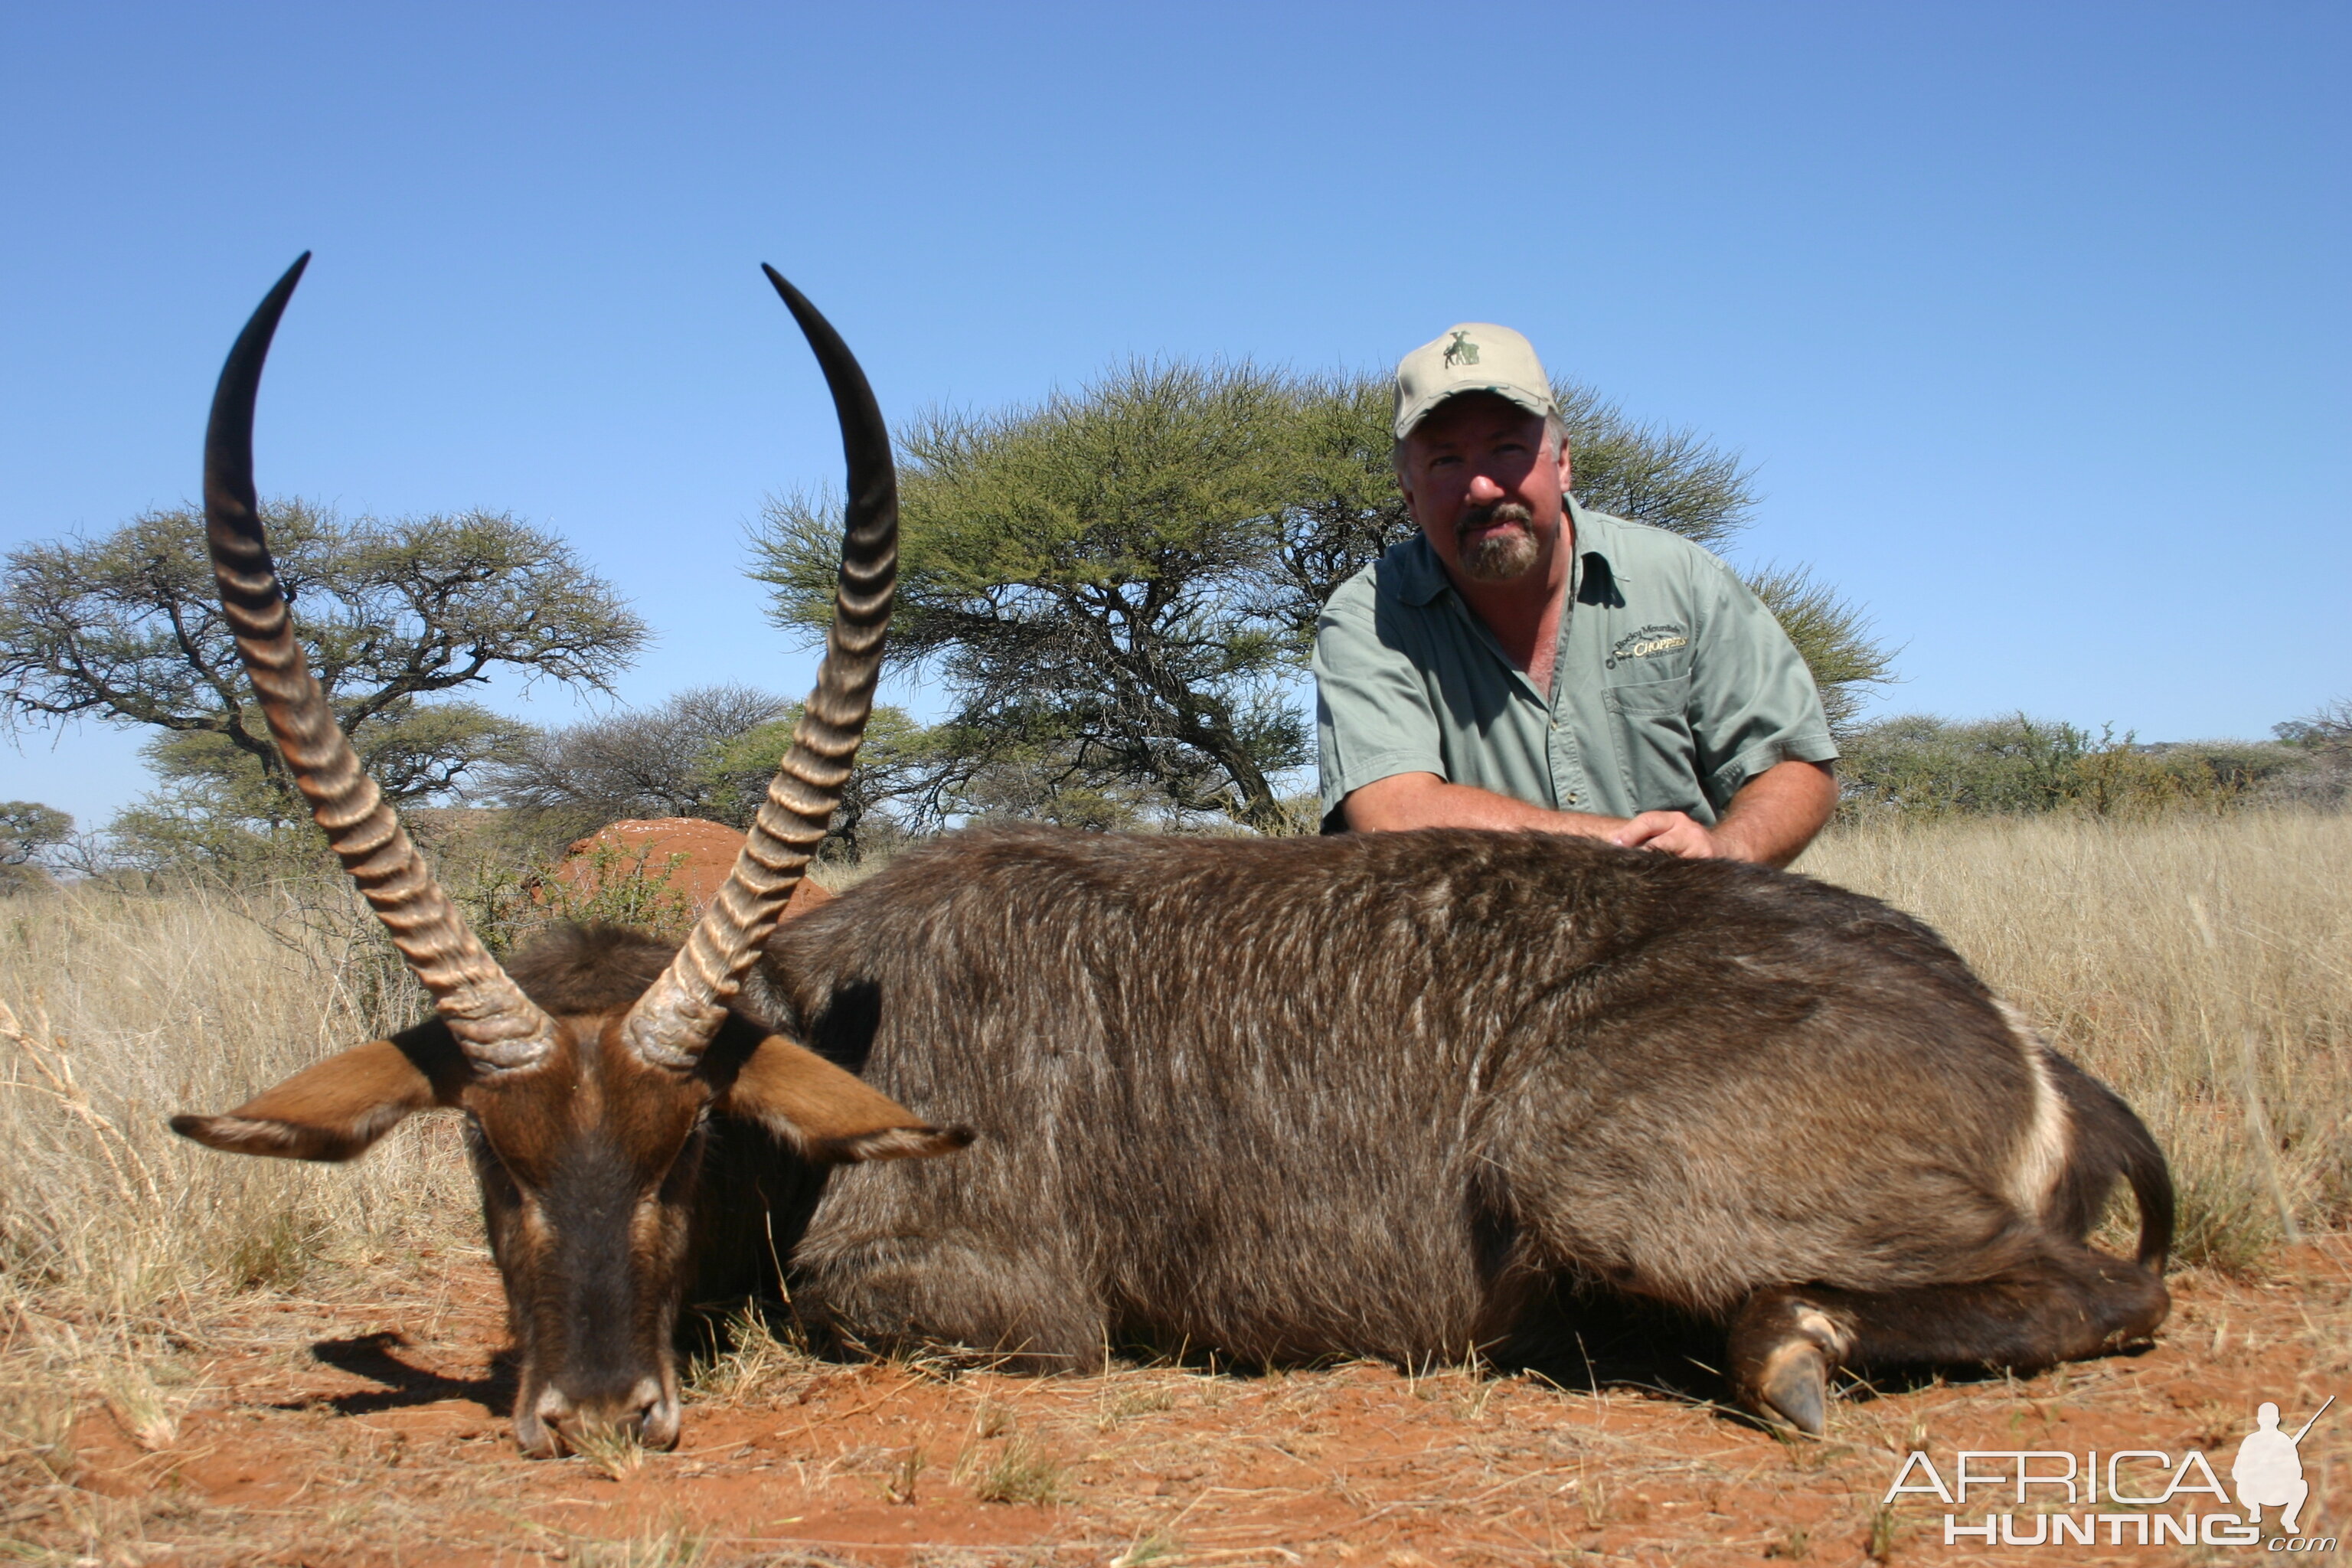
[1313,322,1838,866]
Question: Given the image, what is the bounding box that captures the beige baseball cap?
[1392,322,1557,440]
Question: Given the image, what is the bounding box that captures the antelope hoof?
[1731,1295,1854,1437]
[1753,1338,1828,1436]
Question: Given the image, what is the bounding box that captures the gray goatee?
[1456,502,1540,583]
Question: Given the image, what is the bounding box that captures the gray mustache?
[1459,501,1536,537]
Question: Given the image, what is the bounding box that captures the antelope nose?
[543,1377,670,1449]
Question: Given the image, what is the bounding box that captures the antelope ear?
[171,1023,469,1162]
[720,1036,974,1164]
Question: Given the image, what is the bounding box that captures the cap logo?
[1442,330,1480,368]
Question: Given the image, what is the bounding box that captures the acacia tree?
[489,683,933,860]
[2275,696,2352,754]
[0,801,70,891]
[1,501,647,845]
[695,701,933,857]
[492,684,792,842]
[757,362,1308,831]
[753,364,1893,833]
[2269,696,2352,807]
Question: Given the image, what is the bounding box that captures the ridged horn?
[204,254,557,1071]
[620,268,897,1067]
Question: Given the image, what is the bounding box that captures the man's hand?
[1651,760,1838,868]
[1612,811,1725,858]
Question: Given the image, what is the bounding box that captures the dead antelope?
[172,256,971,1455]
[178,260,2171,1455]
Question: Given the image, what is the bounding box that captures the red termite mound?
[549,817,835,922]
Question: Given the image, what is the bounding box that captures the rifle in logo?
[2235,1395,2331,1535]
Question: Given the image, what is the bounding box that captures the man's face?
[1396,394,1573,588]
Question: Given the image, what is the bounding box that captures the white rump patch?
[1997,1001,2070,1217]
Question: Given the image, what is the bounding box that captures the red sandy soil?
[12,1238,2347,1566]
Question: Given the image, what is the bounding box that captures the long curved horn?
[205,254,557,1071]
[620,268,897,1067]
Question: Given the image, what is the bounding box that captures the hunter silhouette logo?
[2236,1396,2331,1536]
[1443,330,1480,368]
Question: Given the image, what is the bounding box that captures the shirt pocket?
[1603,670,1692,715]
[1602,671,1705,815]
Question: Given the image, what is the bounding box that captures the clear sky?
[3,2,2345,828]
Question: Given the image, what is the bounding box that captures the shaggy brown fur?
[745,824,2171,1432]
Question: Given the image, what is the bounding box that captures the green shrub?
[1837,714,2305,819]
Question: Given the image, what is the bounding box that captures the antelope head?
[170,257,969,1456]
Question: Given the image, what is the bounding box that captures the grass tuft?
[1097,1383,1177,1430]
[684,1305,814,1406]
[225,1205,317,1292]
[881,1443,926,1504]
[965,1434,1068,1505]
[1867,1500,1900,1561]
[95,1358,179,1451]
[568,1424,652,1482]
[565,1517,709,1568]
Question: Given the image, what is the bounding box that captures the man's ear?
[718,1035,974,1165]
[1393,450,1419,518]
[171,1021,469,1162]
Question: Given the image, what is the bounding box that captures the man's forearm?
[1340,772,1628,838]
[1707,760,1840,868]
[1341,760,1838,867]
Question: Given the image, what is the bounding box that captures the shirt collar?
[1380,493,1622,609]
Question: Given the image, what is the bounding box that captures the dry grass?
[960,1432,1070,1506]
[560,1516,712,1568]
[0,877,476,1452]
[1801,808,2352,1269]
[684,1305,823,1407]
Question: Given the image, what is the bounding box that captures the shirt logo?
[1443,331,1480,368]
[1612,623,1689,661]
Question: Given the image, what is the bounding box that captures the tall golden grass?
[1,809,2342,1406]
[1802,808,2352,1269]
[0,880,477,1477]
[0,882,474,1300]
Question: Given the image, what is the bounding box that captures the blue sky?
[3,2,2345,828]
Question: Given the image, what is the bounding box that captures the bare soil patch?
[11,1239,2345,1567]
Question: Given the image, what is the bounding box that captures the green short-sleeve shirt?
[1313,498,1838,832]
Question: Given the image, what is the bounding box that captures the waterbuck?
[172,256,972,1455]
[177,260,2172,1456]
